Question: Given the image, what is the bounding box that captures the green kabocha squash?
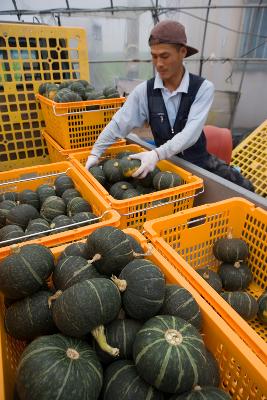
[196,268,222,293]
[45,83,59,100]
[71,211,97,227]
[86,226,135,275]
[0,243,54,299]
[0,191,18,202]
[102,86,118,97]
[119,156,141,178]
[16,334,103,400]
[58,81,71,89]
[103,159,124,183]
[126,233,143,254]
[102,360,164,400]
[6,204,39,229]
[153,171,182,190]
[134,166,161,188]
[54,174,75,196]
[18,189,40,210]
[57,241,89,261]
[50,215,73,233]
[121,188,140,199]
[68,81,87,99]
[67,197,92,216]
[88,166,106,185]
[52,255,101,290]
[0,224,25,246]
[52,278,121,338]
[61,188,81,205]
[40,196,66,222]
[112,259,165,320]
[25,218,50,238]
[221,291,258,320]
[38,82,51,95]
[109,181,134,200]
[257,291,267,324]
[116,151,135,159]
[36,184,56,204]
[0,200,17,227]
[218,261,252,291]
[169,386,231,399]
[213,232,249,263]
[197,349,220,387]
[160,284,202,330]
[5,290,57,340]
[133,315,206,394]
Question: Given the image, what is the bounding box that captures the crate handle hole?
[187,214,207,229]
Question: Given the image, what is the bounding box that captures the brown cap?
[149,20,198,58]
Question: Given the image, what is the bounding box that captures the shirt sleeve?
[90,81,148,157]
[155,79,215,160]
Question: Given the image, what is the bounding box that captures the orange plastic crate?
[36,94,125,149]
[143,197,267,365]
[0,228,266,400]
[0,161,120,259]
[42,129,125,163]
[70,144,204,230]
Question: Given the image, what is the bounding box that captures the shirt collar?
[154,68,189,94]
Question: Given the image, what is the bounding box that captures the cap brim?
[185,46,198,58]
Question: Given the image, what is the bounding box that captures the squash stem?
[89,253,101,263]
[111,275,127,292]
[91,325,119,356]
[48,290,63,308]
[234,261,241,268]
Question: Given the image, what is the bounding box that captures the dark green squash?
[109,181,134,200]
[50,215,73,233]
[126,233,143,254]
[86,226,134,276]
[18,189,40,210]
[133,166,161,188]
[38,82,51,95]
[5,290,57,340]
[58,81,71,90]
[61,188,81,205]
[0,191,18,202]
[67,197,92,217]
[133,315,206,394]
[0,243,54,299]
[54,174,75,196]
[40,195,66,222]
[113,259,165,320]
[221,291,258,320]
[257,291,267,324]
[160,284,202,330]
[121,188,140,199]
[153,171,182,190]
[88,166,106,185]
[53,255,101,290]
[116,151,135,159]
[119,156,141,178]
[196,268,223,293]
[68,81,86,99]
[218,261,253,290]
[6,204,40,229]
[102,360,164,400]
[169,386,231,399]
[0,200,17,227]
[197,349,220,387]
[25,218,50,238]
[16,334,103,400]
[103,159,124,183]
[57,242,89,261]
[71,211,97,227]
[45,83,59,100]
[213,234,249,263]
[36,184,56,205]
[0,224,25,246]
[52,278,121,337]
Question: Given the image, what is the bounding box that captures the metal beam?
[199,0,211,77]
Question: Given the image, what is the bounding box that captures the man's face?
[150,43,187,81]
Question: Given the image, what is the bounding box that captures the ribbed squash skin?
[0,200,17,227]
[0,191,18,202]
[196,268,222,293]
[67,197,92,216]
[40,196,66,222]
[213,237,249,263]
[36,184,56,204]
[54,174,75,196]
[221,291,258,320]
[109,181,134,199]
[257,292,267,324]
[5,290,57,340]
[50,215,72,233]
[86,226,134,275]
[118,259,165,320]
[0,225,24,245]
[52,278,121,337]
[89,166,106,185]
[122,188,140,199]
[135,167,161,188]
[6,204,40,229]
[133,315,206,394]
[119,156,141,177]
[160,284,202,330]
[103,159,124,183]
[197,349,220,387]
[53,255,101,290]
[18,189,40,210]
[169,386,231,399]
[61,188,81,204]
[57,242,89,261]
[94,319,142,364]
[126,233,143,254]
[25,218,50,238]
[218,262,252,290]
[102,360,165,400]
[0,244,54,299]
[71,211,97,227]
[16,334,103,400]
[153,171,182,190]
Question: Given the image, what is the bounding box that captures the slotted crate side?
[70,144,204,230]
[0,23,89,171]
[231,120,267,197]
[0,229,266,400]
[143,197,267,365]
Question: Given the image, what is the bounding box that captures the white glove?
[130,150,159,179]
[85,155,99,170]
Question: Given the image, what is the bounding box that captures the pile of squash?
[0,174,96,247]
[197,231,267,324]
[38,80,120,102]
[0,226,232,399]
[89,150,182,200]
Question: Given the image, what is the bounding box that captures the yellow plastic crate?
[0,229,266,399]
[36,94,125,149]
[231,120,267,197]
[143,197,267,365]
[0,161,120,259]
[0,23,89,171]
[70,144,204,230]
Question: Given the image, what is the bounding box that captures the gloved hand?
[85,155,99,170]
[130,150,159,179]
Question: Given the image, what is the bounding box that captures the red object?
[204,125,233,164]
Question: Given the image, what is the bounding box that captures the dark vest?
[147,73,210,165]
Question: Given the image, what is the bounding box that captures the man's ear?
[181,46,187,58]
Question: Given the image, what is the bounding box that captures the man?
[86,20,254,191]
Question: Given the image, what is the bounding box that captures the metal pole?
[11,0,21,21]
[199,0,211,76]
